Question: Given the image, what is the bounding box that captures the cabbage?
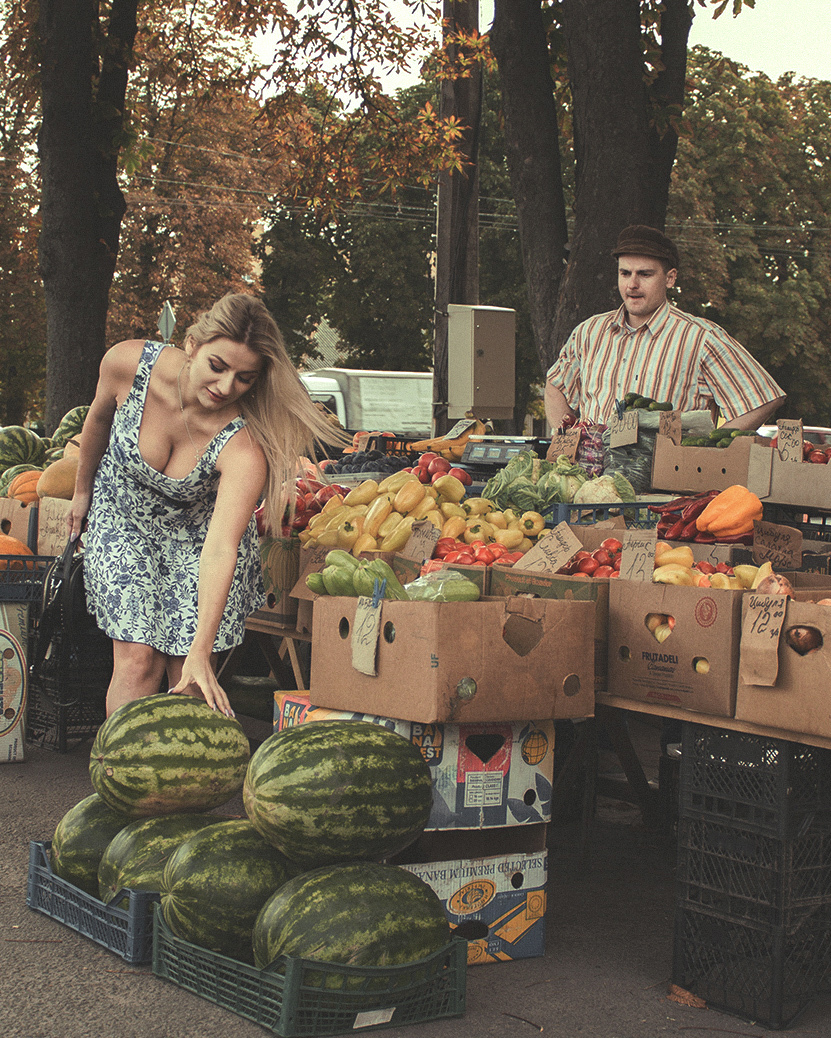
[572,472,637,505]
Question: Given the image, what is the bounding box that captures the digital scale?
[460,436,553,481]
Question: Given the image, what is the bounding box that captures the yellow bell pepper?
[336,516,364,549]
[494,527,524,549]
[463,497,494,516]
[351,532,379,557]
[464,519,495,544]
[343,480,379,506]
[520,511,545,536]
[695,484,763,537]
[431,474,466,503]
[380,515,416,551]
[378,470,418,494]
[408,496,438,521]
[376,511,404,539]
[321,493,346,513]
[486,511,508,530]
[424,509,444,529]
[441,515,468,540]
[653,544,695,569]
[364,494,394,538]
[440,501,467,520]
[393,480,427,514]
[315,528,341,548]
[502,508,520,526]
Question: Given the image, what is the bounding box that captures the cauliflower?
[572,472,637,505]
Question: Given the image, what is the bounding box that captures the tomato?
[600,537,623,554]
[487,543,509,558]
[808,449,828,464]
[448,467,473,486]
[612,553,622,571]
[591,548,612,567]
[576,556,599,576]
[444,549,475,564]
[418,452,439,465]
[290,509,314,530]
[693,560,717,575]
[415,465,432,484]
[715,562,734,575]
[574,549,592,560]
[473,546,496,565]
[296,478,324,494]
[467,540,487,551]
[315,485,342,505]
[427,457,452,475]
[593,565,614,579]
[803,441,816,459]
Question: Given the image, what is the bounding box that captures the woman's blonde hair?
[186,293,348,530]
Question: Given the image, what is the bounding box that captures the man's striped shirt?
[546,301,784,424]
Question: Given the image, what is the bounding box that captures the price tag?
[609,409,639,448]
[619,528,658,582]
[752,519,803,570]
[658,410,682,445]
[351,596,382,676]
[444,417,478,440]
[776,419,803,463]
[355,432,371,453]
[400,520,442,562]
[516,522,583,574]
[546,428,581,463]
[739,593,787,687]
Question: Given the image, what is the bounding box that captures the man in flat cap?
[544,225,785,431]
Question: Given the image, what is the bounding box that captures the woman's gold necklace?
[177,362,207,463]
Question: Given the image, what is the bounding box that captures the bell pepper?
[462,497,494,516]
[314,528,341,548]
[393,480,427,514]
[424,509,443,529]
[486,511,508,530]
[321,493,346,513]
[520,511,545,536]
[351,532,378,557]
[336,516,364,549]
[432,474,466,503]
[441,515,468,541]
[494,527,524,549]
[378,470,418,494]
[408,496,438,521]
[364,494,394,538]
[379,516,415,552]
[464,520,495,544]
[440,501,467,520]
[695,485,763,537]
[343,480,379,507]
[376,511,404,539]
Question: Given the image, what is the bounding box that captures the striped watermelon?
[89,695,250,818]
[252,861,450,971]
[97,812,229,907]
[51,405,90,448]
[50,793,133,897]
[0,426,46,471]
[160,819,300,963]
[243,720,432,868]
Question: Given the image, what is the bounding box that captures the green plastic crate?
[152,906,467,1036]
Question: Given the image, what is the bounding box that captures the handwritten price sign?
[739,593,787,687]
[776,418,803,463]
[619,528,658,582]
[546,428,581,463]
[352,597,382,676]
[752,519,802,570]
[609,409,639,449]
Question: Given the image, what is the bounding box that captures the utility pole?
[432,0,481,435]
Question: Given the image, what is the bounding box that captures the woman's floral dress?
[84,340,265,655]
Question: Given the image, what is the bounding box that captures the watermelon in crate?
[89,695,250,817]
[50,793,133,897]
[243,720,432,867]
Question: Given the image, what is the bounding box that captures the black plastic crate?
[672,902,831,1029]
[0,555,51,602]
[679,723,831,839]
[153,906,467,1037]
[762,502,831,544]
[546,501,660,529]
[677,816,831,930]
[27,841,158,964]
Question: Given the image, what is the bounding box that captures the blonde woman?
[69,293,344,718]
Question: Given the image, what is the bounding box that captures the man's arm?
[545,382,577,434]
[720,396,786,431]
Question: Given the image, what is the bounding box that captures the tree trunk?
[648,0,692,225]
[38,0,137,432]
[490,0,568,376]
[433,0,481,436]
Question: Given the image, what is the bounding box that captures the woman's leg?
[106,640,168,716]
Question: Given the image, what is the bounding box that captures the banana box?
[394,825,548,964]
[0,601,27,762]
[253,535,300,626]
[274,692,554,830]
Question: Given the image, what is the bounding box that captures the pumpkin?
[62,434,82,460]
[0,532,35,571]
[36,455,78,500]
[7,468,42,505]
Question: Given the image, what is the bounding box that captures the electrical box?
[447,304,516,420]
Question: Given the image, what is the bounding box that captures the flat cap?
[612,225,679,270]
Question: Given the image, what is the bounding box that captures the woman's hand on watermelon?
[168,650,235,718]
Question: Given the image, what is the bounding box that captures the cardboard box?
[274,692,555,830]
[0,601,28,762]
[747,441,831,510]
[652,433,770,494]
[0,498,36,548]
[255,535,300,626]
[607,578,744,717]
[735,587,831,739]
[394,826,548,965]
[309,595,595,723]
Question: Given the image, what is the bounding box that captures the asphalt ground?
[5,717,831,1038]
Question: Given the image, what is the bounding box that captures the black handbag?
[29,538,113,707]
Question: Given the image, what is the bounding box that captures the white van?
[299,368,434,436]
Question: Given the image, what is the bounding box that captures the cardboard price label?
[776,418,803,463]
[658,410,682,445]
[444,417,478,441]
[546,428,581,463]
[752,519,803,571]
[400,520,442,562]
[609,409,639,448]
[351,597,382,676]
[739,593,787,687]
[619,528,658,582]
[517,522,583,574]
